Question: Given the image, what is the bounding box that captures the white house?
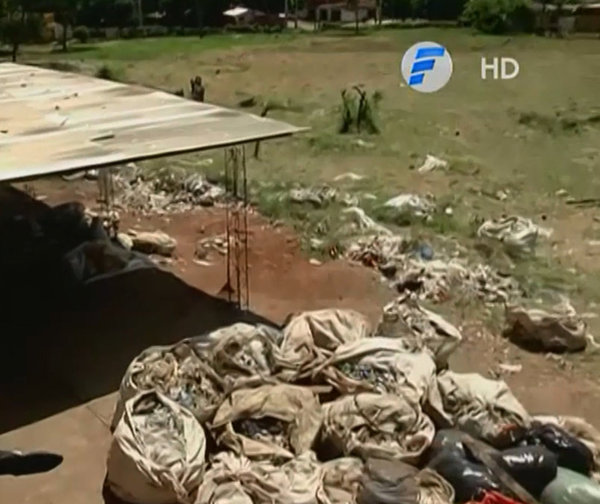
[316,1,376,23]
[223,6,260,25]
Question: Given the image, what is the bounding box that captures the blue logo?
[401,42,453,93]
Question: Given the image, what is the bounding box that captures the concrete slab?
[0,396,113,504]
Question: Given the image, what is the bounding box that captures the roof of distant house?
[0,63,305,182]
[223,6,250,17]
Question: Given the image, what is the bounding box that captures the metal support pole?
[224,145,250,311]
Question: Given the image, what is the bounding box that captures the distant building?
[574,2,600,32]
[532,1,600,34]
[223,6,285,27]
[305,0,376,22]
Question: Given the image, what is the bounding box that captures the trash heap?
[114,163,226,214]
[106,306,600,504]
[345,234,522,304]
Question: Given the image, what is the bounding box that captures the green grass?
[14,28,600,334]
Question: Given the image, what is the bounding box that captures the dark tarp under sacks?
[106,307,600,504]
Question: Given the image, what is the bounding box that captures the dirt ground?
[1,177,600,503]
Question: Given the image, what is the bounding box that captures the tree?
[0,0,42,61]
[53,0,78,51]
[347,0,359,33]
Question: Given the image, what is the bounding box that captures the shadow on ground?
[0,267,274,434]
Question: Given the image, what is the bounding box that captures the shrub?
[73,25,89,43]
[96,64,117,80]
[462,0,533,34]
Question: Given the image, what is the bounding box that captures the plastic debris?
[333,172,365,182]
[540,467,600,504]
[128,229,177,257]
[477,216,552,255]
[288,186,338,208]
[384,193,435,217]
[343,206,392,235]
[418,155,449,174]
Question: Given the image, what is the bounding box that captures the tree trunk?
[12,42,18,62]
[377,0,382,25]
[62,16,68,52]
[284,0,288,27]
[294,0,298,28]
[355,5,359,34]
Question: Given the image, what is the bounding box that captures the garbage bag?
[195,452,287,504]
[322,457,364,503]
[477,216,548,256]
[357,458,454,504]
[493,446,557,497]
[211,384,322,460]
[318,337,449,426]
[436,371,530,447]
[523,423,594,475]
[504,300,590,353]
[428,429,468,459]
[107,391,206,504]
[64,239,154,284]
[378,294,463,369]
[321,392,435,464]
[540,467,600,504]
[278,309,371,375]
[111,337,225,431]
[428,448,502,503]
[209,323,284,391]
[357,458,419,504]
[533,415,600,481]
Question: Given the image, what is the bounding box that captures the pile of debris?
[105,306,600,504]
[345,232,522,304]
[114,163,225,214]
[477,216,553,257]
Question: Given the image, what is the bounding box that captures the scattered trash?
[478,216,552,256]
[378,293,463,369]
[114,165,226,214]
[128,229,177,257]
[289,186,338,208]
[498,363,523,375]
[333,172,365,182]
[343,207,392,235]
[504,299,597,353]
[445,206,454,216]
[555,189,569,198]
[196,234,228,257]
[354,139,375,149]
[384,193,435,217]
[418,155,449,174]
[309,258,322,266]
[496,190,509,202]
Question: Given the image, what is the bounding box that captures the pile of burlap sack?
[105,296,600,504]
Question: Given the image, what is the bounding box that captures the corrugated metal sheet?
[0,63,305,182]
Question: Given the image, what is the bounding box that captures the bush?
[73,25,89,43]
[462,0,534,34]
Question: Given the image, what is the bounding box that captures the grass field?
[16,28,600,317]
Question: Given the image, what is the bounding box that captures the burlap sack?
[437,371,531,446]
[321,393,435,464]
[195,452,288,504]
[107,391,206,504]
[211,384,323,460]
[321,457,364,504]
[504,301,590,353]
[416,468,455,504]
[111,338,224,431]
[210,322,284,391]
[317,337,449,426]
[279,309,372,375]
[378,294,462,369]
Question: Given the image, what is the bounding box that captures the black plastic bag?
[494,446,558,498]
[523,424,594,475]
[428,448,502,503]
[428,429,467,460]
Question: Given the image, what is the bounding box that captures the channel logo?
[401,42,453,93]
